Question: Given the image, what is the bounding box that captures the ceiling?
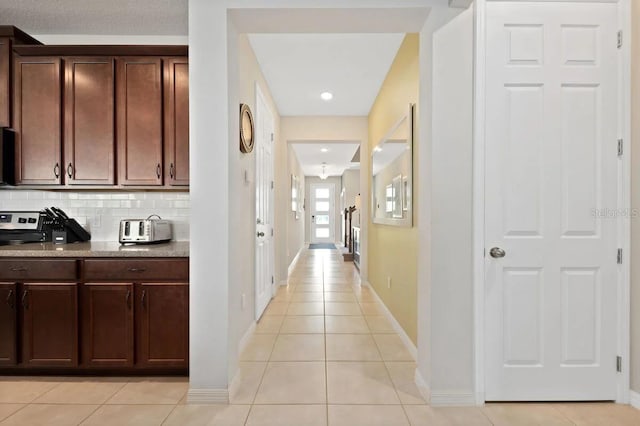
[291,142,360,178]
[248,33,405,116]
[0,0,188,35]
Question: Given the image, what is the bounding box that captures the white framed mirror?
[371,104,414,227]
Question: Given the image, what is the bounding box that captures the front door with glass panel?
[310,183,335,244]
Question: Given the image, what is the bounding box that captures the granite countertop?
[0,241,189,258]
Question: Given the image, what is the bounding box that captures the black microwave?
[0,128,15,186]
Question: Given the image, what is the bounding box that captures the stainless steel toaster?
[119,216,172,244]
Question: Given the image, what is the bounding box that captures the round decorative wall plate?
[240,103,254,153]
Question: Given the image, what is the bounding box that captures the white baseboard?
[362,280,417,361]
[415,368,431,402]
[630,390,640,410]
[238,321,256,357]
[287,247,304,276]
[187,388,229,404]
[430,391,477,407]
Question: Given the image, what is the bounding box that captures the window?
[386,184,395,213]
[316,215,330,225]
[315,188,330,198]
[315,201,330,212]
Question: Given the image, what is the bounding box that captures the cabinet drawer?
[83,259,188,282]
[0,259,77,281]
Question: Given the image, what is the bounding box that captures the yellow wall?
[367,34,419,343]
[631,0,640,393]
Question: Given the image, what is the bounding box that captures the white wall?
[416,6,474,403]
[189,0,230,400]
[286,147,305,271]
[281,116,368,143]
[305,176,342,244]
[0,190,189,241]
[227,31,282,389]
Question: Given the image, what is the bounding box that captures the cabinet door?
[64,57,115,185]
[0,283,17,366]
[13,56,62,185]
[0,37,10,128]
[22,283,78,367]
[164,57,189,186]
[81,283,134,367]
[136,283,188,367]
[116,57,163,186]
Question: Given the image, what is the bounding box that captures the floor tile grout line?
[323,253,330,424]
[476,405,498,426]
[0,403,30,424]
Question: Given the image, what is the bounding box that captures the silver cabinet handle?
[6,289,14,309]
[489,247,506,259]
[141,289,147,309]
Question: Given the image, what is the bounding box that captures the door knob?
[257,232,265,237]
[489,247,506,259]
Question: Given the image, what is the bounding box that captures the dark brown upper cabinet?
[164,57,189,186]
[8,39,188,189]
[0,27,42,128]
[116,57,163,186]
[64,57,115,185]
[0,38,10,128]
[13,56,62,185]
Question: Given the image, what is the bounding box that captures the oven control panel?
[0,211,41,230]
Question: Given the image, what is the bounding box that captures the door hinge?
[618,139,623,156]
[271,133,274,142]
[617,248,623,264]
[271,276,274,285]
[618,30,623,49]
[616,356,622,372]
[271,181,274,189]
[271,228,274,237]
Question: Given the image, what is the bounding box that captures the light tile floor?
[1,248,640,425]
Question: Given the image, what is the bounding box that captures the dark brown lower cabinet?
[22,283,78,367]
[0,283,17,366]
[0,258,188,373]
[136,283,188,368]
[81,283,134,367]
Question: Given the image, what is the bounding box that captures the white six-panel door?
[484,2,619,400]
[310,183,335,244]
[255,86,275,320]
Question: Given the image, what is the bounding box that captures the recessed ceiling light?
[320,148,329,153]
[320,92,333,101]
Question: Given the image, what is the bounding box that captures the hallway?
[233,248,640,425]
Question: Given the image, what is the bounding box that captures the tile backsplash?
[0,190,190,241]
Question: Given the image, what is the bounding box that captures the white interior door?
[255,85,275,320]
[310,183,335,244]
[484,2,619,401]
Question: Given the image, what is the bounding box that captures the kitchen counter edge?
[0,241,189,258]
